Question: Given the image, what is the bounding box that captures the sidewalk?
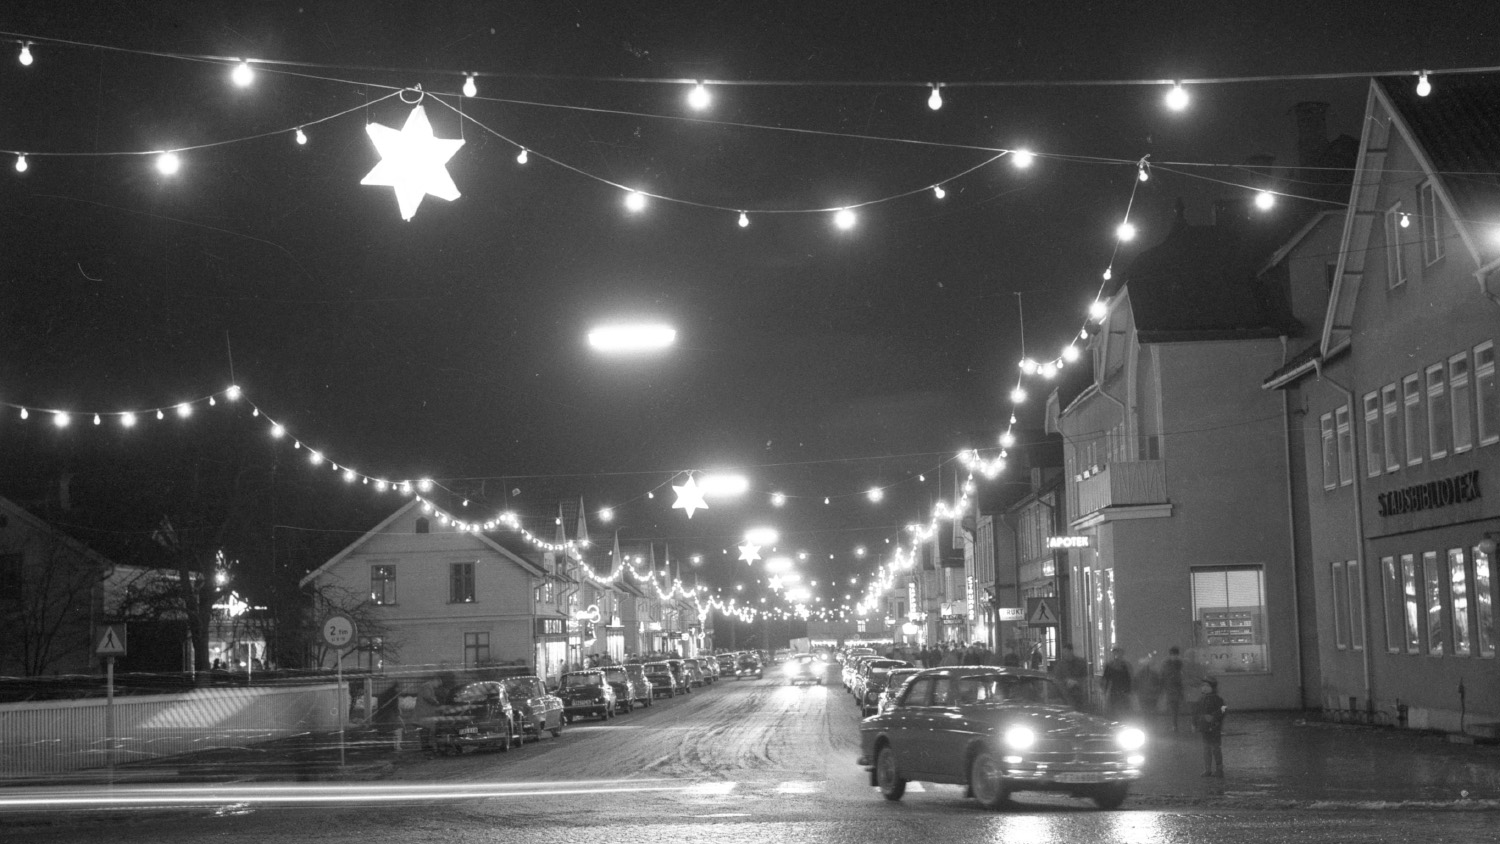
[1131,710,1500,809]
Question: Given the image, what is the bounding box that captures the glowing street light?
[587,323,676,352]
[699,473,749,497]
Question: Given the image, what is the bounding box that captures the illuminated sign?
[1046,535,1093,549]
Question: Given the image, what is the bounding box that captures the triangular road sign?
[96,624,128,656]
[1026,598,1059,627]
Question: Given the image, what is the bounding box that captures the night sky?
[2,1,1497,605]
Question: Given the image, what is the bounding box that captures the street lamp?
[587,323,676,352]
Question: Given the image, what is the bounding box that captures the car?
[679,659,707,688]
[853,659,912,715]
[643,661,683,697]
[622,663,654,708]
[428,680,521,756]
[502,674,565,741]
[665,658,698,690]
[734,654,763,680]
[772,648,791,664]
[872,668,919,716]
[715,653,738,675]
[842,653,880,691]
[601,665,642,714]
[556,669,618,721]
[783,652,822,685]
[689,657,717,683]
[858,667,1147,810]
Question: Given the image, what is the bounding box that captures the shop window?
[1403,374,1425,465]
[464,632,490,667]
[1419,181,1445,266]
[1401,554,1421,653]
[1381,556,1404,653]
[1335,405,1353,486]
[1320,412,1338,490]
[1347,560,1364,651]
[1381,384,1401,471]
[371,565,397,605]
[450,562,476,603]
[1450,548,1472,656]
[1427,364,1450,459]
[1191,565,1267,673]
[1331,561,1349,649]
[1477,342,1498,447]
[1451,353,1473,453]
[1362,392,1382,477]
[1474,542,1495,658]
[1384,204,1407,288]
[1423,551,1445,656]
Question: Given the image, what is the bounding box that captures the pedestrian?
[1051,643,1089,710]
[1160,646,1186,731]
[1194,677,1227,777]
[1001,649,1021,667]
[1102,647,1134,718]
[939,646,961,666]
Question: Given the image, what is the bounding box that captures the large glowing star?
[737,542,762,563]
[361,104,465,220]
[672,476,709,519]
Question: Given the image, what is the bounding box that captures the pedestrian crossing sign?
[1026,597,1059,627]
[95,624,128,656]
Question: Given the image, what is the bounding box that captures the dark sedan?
[429,681,521,756]
[643,661,683,697]
[556,669,617,721]
[857,667,1146,810]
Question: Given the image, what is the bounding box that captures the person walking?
[1101,646,1134,718]
[1194,678,1227,777]
[1051,643,1089,710]
[1160,646,1186,731]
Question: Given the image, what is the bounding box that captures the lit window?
[1362,392,1382,477]
[1382,384,1401,471]
[1403,374,1425,465]
[1320,412,1338,490]
[1401,553,1421,653]
[1473,541,1494,658]
[1384,204,1407,288]
[1451,353,1473,453]
[1419,181,1444,266]
[1423,551,1445,656]
[1381,556,1403,653]
[450,562,476,603]
[1335,405,1354,486]
[371,565,397,605]
[1191,565,1268,673]
[1450,548,1471,657]
[1473,342,1497,446]
[1427,363,1450,459]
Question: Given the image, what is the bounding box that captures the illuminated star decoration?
[360,104,465,221]
[672,475,709,519]
[767,575,785,592]
[737,542,762,563]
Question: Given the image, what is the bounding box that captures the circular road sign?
[321,614,357,649]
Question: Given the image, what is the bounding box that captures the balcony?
[1074,460,1167,517]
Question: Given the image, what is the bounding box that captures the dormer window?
[415,517,430,534]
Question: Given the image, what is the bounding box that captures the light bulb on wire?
[1137,159,1150,182]
[687,82,711,110]
[834,208,857,230]
[1165,82,1189,111]
[1116,221,1137,241]
[927,84,943,110]
[156,152,180,175]
[462,74,477,97]
[231,60,254,88]
[294,128,307,146]
[933,184,946,199]
[738,211,750,228]
[1416,72,1431,97]
[19,43,33,66]
[1254,190,1276,211]
[624,190,647,212]
[516,148,528,164]
[1011,149,1035,169]
[14,154,26,173]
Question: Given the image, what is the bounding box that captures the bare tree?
[0,528,110,677]
[306,583,401,669]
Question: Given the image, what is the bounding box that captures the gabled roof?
[299,498,546,587]
[0,495,119,571]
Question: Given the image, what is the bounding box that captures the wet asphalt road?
[6,663,1500,842]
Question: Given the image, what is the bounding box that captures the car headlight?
[1003,726,1036,750]
[1116,727,1147,751]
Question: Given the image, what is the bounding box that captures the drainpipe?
[1279,374,1306,705]
[1312,359,1375,709]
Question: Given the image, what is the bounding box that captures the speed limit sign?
[321,614,357,649]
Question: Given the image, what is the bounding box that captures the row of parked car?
[839,649,917,716]
[423,654,757,756]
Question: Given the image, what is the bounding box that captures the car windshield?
[956,675,1070,707]
[448,684,494,704]
[604,668,627,682]
[562,674,602,688]
[503,679,536,697]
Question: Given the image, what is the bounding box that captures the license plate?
[1053,772,1104,783]
[460,726,478,735]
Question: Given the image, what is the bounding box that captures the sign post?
[321,614,357,769]
[95,624,128,776]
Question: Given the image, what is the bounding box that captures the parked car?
[854,659,912,715]
[735,654,763,680]
[643,661,682,697]
[873,668,919,716]
[429,680,520,755]
[622,663,654,708]
[842,653,879,691]
[666,658,697,691]
[783,652,822,685]
[688,657,716,684]
[715,653,738,676]
[503,674,565,741]
[557,669,617,721]
[858,667,1147,810]
[602,665,641,714]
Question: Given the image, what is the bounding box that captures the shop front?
[533,617,569,684]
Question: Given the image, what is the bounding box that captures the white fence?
[0,683,345,778]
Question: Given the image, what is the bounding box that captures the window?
[1450,548,1472,657]
[1191,565,1268,673]
[1382,384,1401,471]
[1335,405,1353,486]
[1381,556,1404,653]
[1423,551,1445,656]
[464,632,490,667]
[1331,561,1349,649]
[1419,180,1444,265]
[1475,342,1497,446]
[901,677,934,706]
[1451,353,1473,453]
[1401,553,1421,653]
[1320,412,1338,490]
[1403,374,1425,465]
[1384,204,1407,288]
[415,517,430,534]
[371,565,397,605]
[1362,392,1381,477]
[1427,363,1450,459]
[0,552,21,598]
[1474,541,1494,658]
[1348,559,1365,651]
[450,562,476,603]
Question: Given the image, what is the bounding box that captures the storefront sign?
[998,608,1025,621]
[535,617,567,636]
[1377,470,1481,517]
[1046,535,1092,549]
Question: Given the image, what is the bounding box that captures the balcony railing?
[1073,460,1167,517]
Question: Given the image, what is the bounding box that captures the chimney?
[1294,101,1329,167]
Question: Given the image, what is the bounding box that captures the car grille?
[1028,736,1123,765]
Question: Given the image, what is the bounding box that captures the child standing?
[1194,677,1227,777]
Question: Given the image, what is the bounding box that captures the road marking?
[774,781,823,794]
[684,782,737,795]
